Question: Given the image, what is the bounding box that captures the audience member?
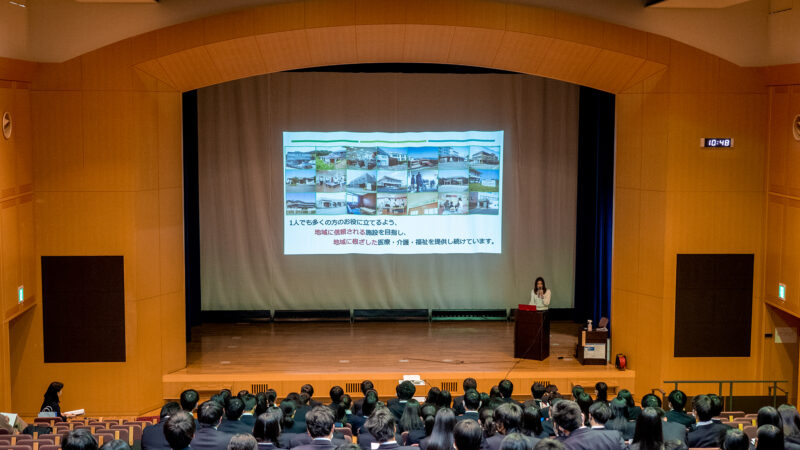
[499,381,517,405]
[453,379,478,415]
[219,398,252,435]
[398,399,425,444]
[253,411,284,450]
[522,406,549,439]
[241,394,258,427]
[585,402,625,448]
[550,400,622,450]
[640,394,661,409]
[665,391,694,429]
[453,419,482,450]
[424,388,442,409]
[757,425,785,450]
[617,390,641,422]
[653,407,688,445]
[721,429,750,450]
[421,408,456,450]
[457,390,481,423]
[329,387,345,409]
[301,384,323,408]
[779,405,800,446]
[291,406,339,450]
[365,408,416,450]
[595,383,608,404]
[760,407,784,429]
[352,380,375,416]
[575,393,593,426]
[41,381,67,420]
[483,402,529,450]
[629,407,673,450]
[164,411,196,450]
[62,429,99,450]
[389,381,417,420]
[438,391,453,410]
[180,389,200,414]
[605,399,635,441]
[350,390,377,437]
[687,395,729,448]
[191,401,234,450]
[142,401,181,450]
[228,434,258,450]
[480,407,496,438]
[708,395,725,423]
[281,401,307,435]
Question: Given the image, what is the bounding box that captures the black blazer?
[481,433,504,450]
[666,411,695,429]
[289,435,348,447]
[241,415,257,427]
[141,422,170,450]
[347,414,366,436]
[218,419,254,435]
[605,421,635,441]
[405,429,427,445]
[662,420,689,444]
[452,396,466,416]
[258,442,281,450]
[687,422,729,448]
[377,443,418,450]
[559,428,625,450]
[190,424,235,450]
[291,439,337,450]
[388,400,407,420]
[358,430,376,450]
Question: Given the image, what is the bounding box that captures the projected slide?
[284,131,503,255]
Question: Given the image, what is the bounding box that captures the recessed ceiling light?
[9,0,27,7]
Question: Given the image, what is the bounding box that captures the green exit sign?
[779,283,786,300]
[17,285,23,303]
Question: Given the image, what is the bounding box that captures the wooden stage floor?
[162,321,635,400]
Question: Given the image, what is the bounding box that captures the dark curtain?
[573,87,615,329]
[183,90,202,340]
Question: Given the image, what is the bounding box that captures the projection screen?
[198,72,579,311]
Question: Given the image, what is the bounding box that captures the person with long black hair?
[629,407,665,450]
[398,400,426,445]
[757,425,786,450]
[40,381,68,420]
[421,408,456,450]
[253,411,284,450]
[529,277,551,310]
[605,399,635,441]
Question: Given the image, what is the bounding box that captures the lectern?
[514,305,550,360]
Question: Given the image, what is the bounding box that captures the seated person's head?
[361,380,374,395]
[531,383,546,400]
[330,386,345,404]
[397,381,416,401]
[499,380,514,399]
[253,411,283,443]
[667,390,686,412]
[722,429,750,450]
[756,425,784,450]
[454,419,483,450]
[494,402,523,434]
[551,400,583,433]
[533,439,565,450]
[242,394,256,413]
[692,395,713,422]
[306,406,336,439]
[164,411,196,450]
[99,440,130,450]
[589,402,612,425]
[594,382,608,402]
[299,393,311,406]
[576,393,592,417]
[159,402,182,423]
[63,429,98,450]
[226,398,245,421]
[499,433,533,450]
[571,386,584,400]
[227,434,257,450]
[198,400,225,426]
[362,390,379,417]
[366,408,398,444]
[707,394,724,418]
[180,389,199,412]
[641,394,661,409]
[758,406,782,428]
[463,378,478,392]
[438,390,452,409]
[464,389,481,411]
[301,384,315,398]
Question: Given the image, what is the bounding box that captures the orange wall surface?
[1,0,798,414]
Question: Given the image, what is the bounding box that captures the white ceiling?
[0,0,797,67]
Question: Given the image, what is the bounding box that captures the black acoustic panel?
[674,254,753,357]
[41,256,126,363]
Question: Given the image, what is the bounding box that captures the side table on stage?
[514,305,550,360]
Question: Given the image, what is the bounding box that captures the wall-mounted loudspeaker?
[2,112,10,140]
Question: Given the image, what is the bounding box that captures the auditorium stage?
[162,321,635,401]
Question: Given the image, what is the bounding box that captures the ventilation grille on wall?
[530,380,552,388]
[251,383,270,394]
[441,381,458,392]
[345,383,361,394]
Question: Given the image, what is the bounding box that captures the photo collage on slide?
[285,145,500,216]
